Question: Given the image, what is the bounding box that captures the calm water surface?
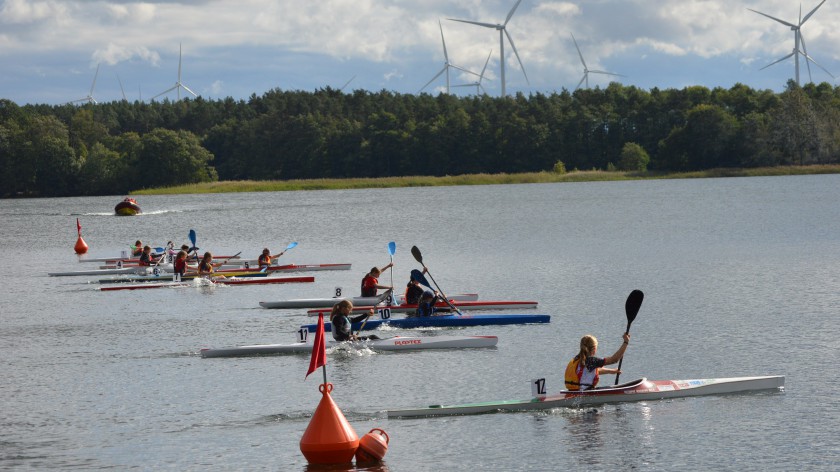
[1,175,838,471]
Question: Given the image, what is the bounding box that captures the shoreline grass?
[133,164,840,195]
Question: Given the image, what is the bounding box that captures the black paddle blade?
[625,289,644,326]
[410,246,423,264]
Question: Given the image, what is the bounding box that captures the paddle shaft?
[615,289,643,385]
[614,324,631,385]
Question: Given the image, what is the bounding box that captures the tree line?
[1,80,839,197]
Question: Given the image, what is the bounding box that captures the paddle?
[387,242,397,306]
[410,246,463,316]
[188,229,199,261]
[279,241,298,257]
[615,289,644,385]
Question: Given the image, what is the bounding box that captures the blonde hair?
[330,299,354,321]
[176,250,187,259]
[576,335,598,363]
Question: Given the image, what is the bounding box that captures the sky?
[2,0,840,106]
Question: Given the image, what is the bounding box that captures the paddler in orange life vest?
[258,247,286,270]
[197,251,223,277]
[173,250,188,279]
[564,333,630,391]
[360,263,394,297]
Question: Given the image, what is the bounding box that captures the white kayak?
[259,292,479,309]
[200,334,498,358]
[386,375,785,418]
[49,265,172,277]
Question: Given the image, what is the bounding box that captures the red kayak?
[100,275,314,291]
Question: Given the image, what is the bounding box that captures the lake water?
[1,175,838,471]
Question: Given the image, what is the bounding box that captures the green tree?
[618,142,650,171]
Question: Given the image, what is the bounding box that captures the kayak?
[199,335,499,358]
[99,275,314,291]
[386,375,785,418]
[299,313,550,332]
[98,271,268,283]
[49,266,169,277]
[307,300,539,315]
[259,293,479,309]
[215,261,352,271]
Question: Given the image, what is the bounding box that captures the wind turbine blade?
[90,63,100,96]
[448,18,498,29]
[178,43,183,82]
[747,9,797,28]
[181,84,198,97]
[151,85,178,100]
[801,50,835,78]
[571,33,587,68]
[116,73,127,101]
[590,70,626,77]
[439,20,449,63]
[505,0,524,26]
[799,32,814,82]
[480,50,492,79]
[419,68,446,92]
[575,74,586,90]
[760,51,795,70]
[504,29,529,85]
[801,0,826,25]
[450,64,481,77]
[340,75,356,91]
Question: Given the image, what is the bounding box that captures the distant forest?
[2,80,839,197]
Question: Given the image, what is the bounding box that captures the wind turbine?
[152,43,197,100]
[452,50,493,95]
[116,73,127,101]
[419,20,479,94]
[71,63,100,104]
[571,33,625,90]
[339,75,356,91]
[448,0,529,97]
[749,0,834,85]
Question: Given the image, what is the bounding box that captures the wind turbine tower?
[571,33,625,90]
[448,0,529,97]
[419,20,479,94]
[152,43,198,100]
[749,0,834,85]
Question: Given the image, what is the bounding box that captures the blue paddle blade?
[286,242,298,250]
[388,241,396,256]
[188,229,196,247]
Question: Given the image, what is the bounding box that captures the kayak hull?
[307,300,538,315]
[386,376,785,418]
[200,335,498,358]
[260,293,479,309]
[299,313,550,332]
[99,276,314,291]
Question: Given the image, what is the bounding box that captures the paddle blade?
[388,241,396,256]
[188,229,196,247]
[625,289,644,328]
[410,245,423,264]
[286,242,298,251]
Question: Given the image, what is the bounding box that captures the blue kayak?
[301,313,550,332]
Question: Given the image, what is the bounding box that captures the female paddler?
[329,300,379,342]
[564,333,630,391]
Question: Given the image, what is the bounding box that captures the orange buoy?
[355,428,390,464]
[299,383,359,464]
[74,218,88,254]
[74,236,88,254]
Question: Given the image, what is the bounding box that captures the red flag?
[305,313,326,379]
[76,218,81,236]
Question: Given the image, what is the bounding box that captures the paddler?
[257,247,287,269]
[137,245,159,266]
[329,300,379,341]
[404,268,435,304]
[564,333,630,391]
[360,263,394,297]
[131,240,144,257]
[172,250,188,280]
[197,251,223,277]
[414,290,439,317]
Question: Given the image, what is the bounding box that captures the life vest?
[198,260,214,274]
[138,252,152,266]
[258,254,271,267]
[173,258,186,275]
[564,356,599,391]
[332,314,352,341]
[361,274,378,297]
